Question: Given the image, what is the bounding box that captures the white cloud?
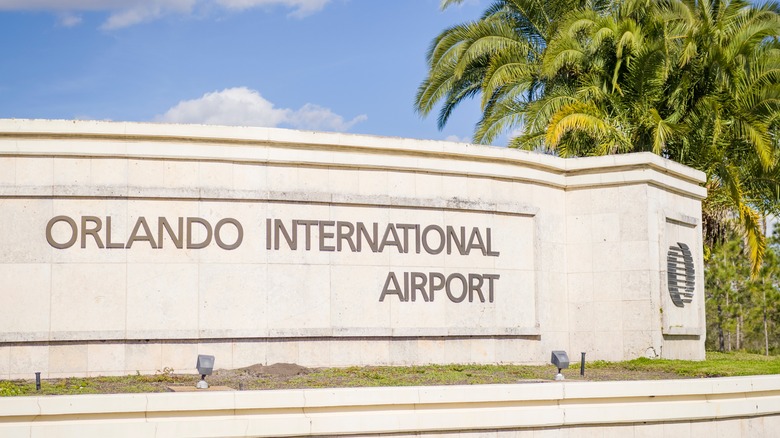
[216,0,329,17]
[157,87,288,126]
[157,87,367,132]
[100,1,198,30]
[57,12,83,27]
[288,103,368,131]
[101,6,164,29]
[0,0,331,28]
[444,135,471,143]
[0,0,130,7]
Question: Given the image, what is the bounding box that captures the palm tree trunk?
[762,214,769,356]
[764,306,769,356]
[763,281,769,356]
[717,303,725,352]
[737,310,742,350]
[726,290,732,351]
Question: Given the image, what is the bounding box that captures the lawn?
[1,351,778,397]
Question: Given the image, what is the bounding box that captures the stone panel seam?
[0,133,571,174]
[0,194,539,218]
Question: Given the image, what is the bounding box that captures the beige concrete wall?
[0,119,707,376]
[1,376,778,437]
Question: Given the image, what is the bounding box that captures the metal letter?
[319,221,335,251]
[185,217,211,249]
[214,218,243,250]
[45,215,77,249]
[127,217,158,249]
[445,273,467,303]
[105,216,124,249]
[410,272,429,302]
[80,216,104,249]
[468,274,485,303]
[379,272,405,302]
[421,225,444,254]
[158,217,184,249]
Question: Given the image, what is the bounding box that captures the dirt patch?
[237,363,311,378]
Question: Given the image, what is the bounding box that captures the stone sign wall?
[0,119,706,377]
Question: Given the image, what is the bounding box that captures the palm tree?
[534,0,780,274]
[417,0,780,275]
[415,0,615,144]
[517,0,674,152]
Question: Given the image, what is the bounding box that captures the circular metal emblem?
[667,242,695,308]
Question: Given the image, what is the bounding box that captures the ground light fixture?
[196,355,215,389]
[551,350,569,381]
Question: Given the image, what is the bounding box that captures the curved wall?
[0,119,706,377]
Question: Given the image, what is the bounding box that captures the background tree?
[706,226,780,354]
[706,235,744,352]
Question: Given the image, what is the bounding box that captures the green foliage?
[619,352,780,376]
[0,375,182,397]
[0,378,101,396]
[416,0,780,274]
[588,352,780,376]
[0,381,28,396]
[706,226,780,354]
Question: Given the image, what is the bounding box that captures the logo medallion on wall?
[667,242,695,307]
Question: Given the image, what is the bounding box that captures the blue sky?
[0,0,493,144]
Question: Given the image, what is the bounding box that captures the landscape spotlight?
[196,354,215,389]
[551,350,569,381]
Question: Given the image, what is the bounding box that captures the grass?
[589,351,780,377]
[0,373,182,397]
[1,351,779,397]
[283,364,546,388]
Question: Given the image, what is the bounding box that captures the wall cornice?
[0,119,707,199]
